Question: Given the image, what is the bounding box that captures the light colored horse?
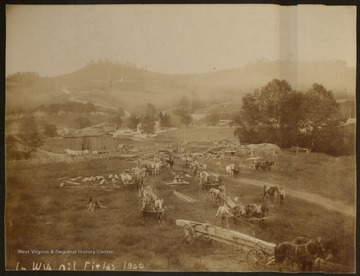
[225,164,234,175]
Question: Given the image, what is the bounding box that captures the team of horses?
[274,237,337,271]
[138,185,166,223]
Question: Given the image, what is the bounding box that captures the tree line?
[36,102,96,114]
[233,79,354,155]
[110,95,198,134]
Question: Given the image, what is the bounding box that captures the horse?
[199,171,209,188]
[231,205,246,225]
[165,158,174,169]
[233,164,240,178]
[153,198,165,223]
[263,186,279,202]
[313,239,338,269]
[245,202,269,228]
[190,161,199,177]
[255,160,275,171]
[120,172,133,190]
[141,197,165,223]
[274,237,325,271]
[208,188,225,204]
[225,164,234,176]
[207,173,223,185]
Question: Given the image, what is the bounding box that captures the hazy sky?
[6,5,356,77]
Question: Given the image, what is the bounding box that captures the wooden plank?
[173,190,198,203]
[165,181,190,185]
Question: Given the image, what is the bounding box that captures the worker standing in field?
[263,185,269,199]
[279,186,285,206]
[216,202,231,229]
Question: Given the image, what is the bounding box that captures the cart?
[201,174,223,190]
[176,219,276,271]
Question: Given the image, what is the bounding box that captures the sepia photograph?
[5,4,356,272]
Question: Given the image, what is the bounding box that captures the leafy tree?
[300,83,343,153]
[175,96,193,126]
[18,116,43,152]
[74,117,92,129]
[234,80,345,155]
[117,107,125,117]
[110,107,126,128]
[180,114,193,126]
[141,115,156,134]
[234,79,295,146]
[146,103,158,118]
[126,113,141,130]
[159,112,172,127]
[84,102,96,113]
[206,112,221,126]
[44,124,58,137]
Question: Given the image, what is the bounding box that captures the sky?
[6,4,357,77]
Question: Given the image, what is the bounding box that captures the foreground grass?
[5,154,355,271]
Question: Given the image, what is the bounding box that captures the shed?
[63,131,115,152]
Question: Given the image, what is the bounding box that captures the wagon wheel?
[181,224,195,246]
[247,249,267,271]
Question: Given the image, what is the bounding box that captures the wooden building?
[64,131,115,152]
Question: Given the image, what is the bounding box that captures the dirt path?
[236,177,355,218]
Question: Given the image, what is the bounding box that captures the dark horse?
[263,186,279,202]
[255,160,275,171]
[165,158,174,169]
[233,164,240,178]
[244,202,269,228]
[274,237,325,271]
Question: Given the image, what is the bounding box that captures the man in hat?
[216,202,231,229]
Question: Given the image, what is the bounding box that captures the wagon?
[201,174,223,190]
[176,219,276,271]
[219,193,270,228]
[121,170,143,191]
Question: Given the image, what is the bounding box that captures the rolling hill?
[6,60,356,113]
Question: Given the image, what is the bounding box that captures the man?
[233,162,240,178]
[279,186,285,205]
[263,185,269,199]
[216,202,231,229]
[219,183,226,197]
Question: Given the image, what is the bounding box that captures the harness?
[294,242,313,261]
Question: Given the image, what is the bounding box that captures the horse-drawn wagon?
[138,185,166,223]
[176,219,276,271]
[200,172,223,190]
[208,191,270,228]
[120,168,146,191]
[176,220,329,272]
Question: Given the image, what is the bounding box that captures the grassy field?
[5,127,356,272]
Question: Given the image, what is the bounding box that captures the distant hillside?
[6,60,356,113]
